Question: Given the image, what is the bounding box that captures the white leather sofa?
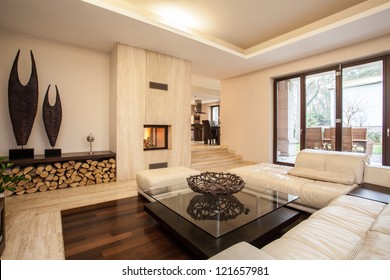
[210,150,390,260]
[210,194,390,260]
[228,149,369,212]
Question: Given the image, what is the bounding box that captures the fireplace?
[144,125,169,150]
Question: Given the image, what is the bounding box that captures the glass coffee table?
[144,184,299,259]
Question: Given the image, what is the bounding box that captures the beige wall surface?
[0,29,110,156]
[221,35,390,163]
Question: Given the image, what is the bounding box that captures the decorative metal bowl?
[186,172,245,195]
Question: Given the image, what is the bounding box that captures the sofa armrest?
[363,165,390,188]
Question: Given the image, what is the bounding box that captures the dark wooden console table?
[3,151,116,166]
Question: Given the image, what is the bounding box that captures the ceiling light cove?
[152,6,201,33]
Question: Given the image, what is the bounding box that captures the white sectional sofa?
[210,149,390,260]
[228,149,369,212]
[210,194,390,260]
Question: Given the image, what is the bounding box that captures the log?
[36,182,45,189]
[46,173,54,181]
[36,164,45,174]
[11,166,20,174]
[23,166,34,174]
[65,178,73,184]
[59,183,68,189]
[74,176,82,182]
[33,178,42,184]
[45,164,53,172]
[39,185,48,192]
[74,162,82,170]
[24,182,35,189]
[26,186,38,193]
[40,171,49,178]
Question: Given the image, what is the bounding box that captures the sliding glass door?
[274,54,389,166]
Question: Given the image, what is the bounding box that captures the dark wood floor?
[61,195,198,260]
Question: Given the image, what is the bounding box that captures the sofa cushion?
[288,167,355,185]
[136,166,200,192]
[294,149,367,184]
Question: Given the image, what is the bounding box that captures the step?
[190,144,253,173]
[191,155,243,168]
[191,153,242,164]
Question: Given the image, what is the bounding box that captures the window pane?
[305,70,336,151]
[276,78,300,163]
[342,61,383,164]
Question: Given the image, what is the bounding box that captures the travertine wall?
[110,44,192,181]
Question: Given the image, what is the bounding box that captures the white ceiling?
[1,0,390,98]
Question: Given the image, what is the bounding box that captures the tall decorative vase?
[43,84,62,157]
[8,49,38,159]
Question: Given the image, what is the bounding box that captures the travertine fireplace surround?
[110,44,192,181]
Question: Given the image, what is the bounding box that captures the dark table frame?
[144,202,299,259]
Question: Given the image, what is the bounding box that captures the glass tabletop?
[145,184,298,238]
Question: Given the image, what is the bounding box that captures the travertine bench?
[136,166,200,201]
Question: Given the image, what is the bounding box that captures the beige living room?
[0,0,390,272]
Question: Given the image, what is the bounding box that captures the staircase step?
[191,153,242,164]
[191,144,254,172]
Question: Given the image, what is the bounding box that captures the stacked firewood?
[5,158,116,196]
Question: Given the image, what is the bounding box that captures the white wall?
[0,29,110,156]
[221,35,390,163]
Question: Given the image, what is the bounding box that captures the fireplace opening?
[144,125,168,150]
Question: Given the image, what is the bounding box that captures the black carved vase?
[8,50,38,147]
[43,84,62,148]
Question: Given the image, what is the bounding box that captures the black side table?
[348,183,390,204]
